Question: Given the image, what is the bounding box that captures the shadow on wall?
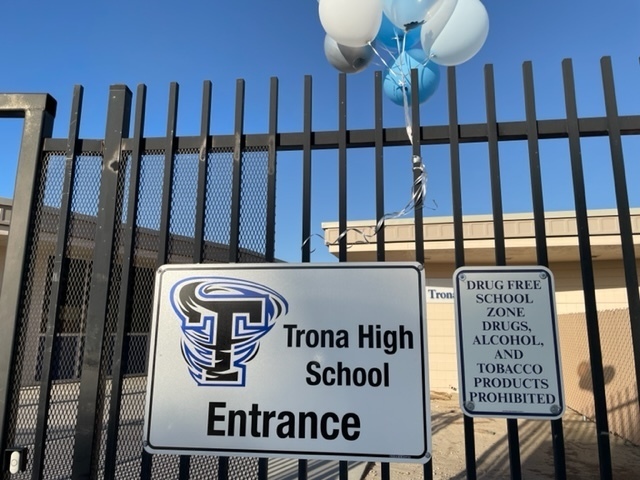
[578,361,615,391]
[559,309,640,446]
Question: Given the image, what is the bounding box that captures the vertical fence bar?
[228,80,245,265]
[447,66,477,480]
[218,458,229,480]
[380,463,390,480]
[256,77,279,480]
[375,71,389,480]
[157,82,179,267]
[103,84,146,480]
[339,461,348,479]
[72,84,132,480]
[169,80,193,480]
[32,86,83,480]
[337,72,349,479]
[410,68,424,267]
[338,73,348,265]
[257,458,268,480]
[562,58,612,480]
[194,81,212,264]
[0,94,56,466]
[484,65,506,265]
[170,82,188,480]
[447,68,464,270]
[298,74,312,480]
[600,56,640,410]
[264,77,279,265]
[484,64,523,480]
[521,63,549,267]
[178,455,189,480]
[301,76,312,267]
[408,68,430,480]
[141,82,179,480]
[374,71,386,264]
[522,61,567,479]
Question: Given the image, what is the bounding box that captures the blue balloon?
[383,49,440,106]
[376,13,421,50]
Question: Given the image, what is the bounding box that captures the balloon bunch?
[315,0,489,250]
[318,0,490,106]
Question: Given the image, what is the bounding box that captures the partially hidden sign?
[453,266,565,420]
[144,262,430,462]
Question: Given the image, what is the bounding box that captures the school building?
[323,208,640,444]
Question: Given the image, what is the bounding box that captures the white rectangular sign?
[453,266,565,420]
[144,262,430,463]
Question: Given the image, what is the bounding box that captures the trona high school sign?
[143,263,431,462]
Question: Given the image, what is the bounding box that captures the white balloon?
[423,0,458,23]
[324,35,374,74]
[319,0,383,47]
[426,0,489,66]
[383,0,457,31]
[420,0,458,53]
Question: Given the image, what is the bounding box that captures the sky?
[1,0,639,262]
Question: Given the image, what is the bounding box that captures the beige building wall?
[425,264,458,392]
[323,210,640,395]
[552,259,640,314]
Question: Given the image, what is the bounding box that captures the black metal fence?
[0,56,639,479]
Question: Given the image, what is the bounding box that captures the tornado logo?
[169,276,288,387]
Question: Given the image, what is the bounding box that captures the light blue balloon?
[376,13,421,50]
[383,49,440,106]
[382,0,436,31]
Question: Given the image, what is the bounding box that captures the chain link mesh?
[238,147,269,263]
[5,152,103,479]
[42,153,103,479]
[110,150,164,478]
[5,152,64,480]
[229,457,260,478]
[188,456,221,478]
[6,143,270,479]
[168,149,199,263]
[203,148,233,263]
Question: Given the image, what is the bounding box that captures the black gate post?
[0,94,56,471]
[71,85,131,480]
[103,84,147,480]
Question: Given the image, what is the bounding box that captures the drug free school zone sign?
[144,263,431,462]
[453,266,565,420]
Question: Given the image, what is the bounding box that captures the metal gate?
[1,57,639,479]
